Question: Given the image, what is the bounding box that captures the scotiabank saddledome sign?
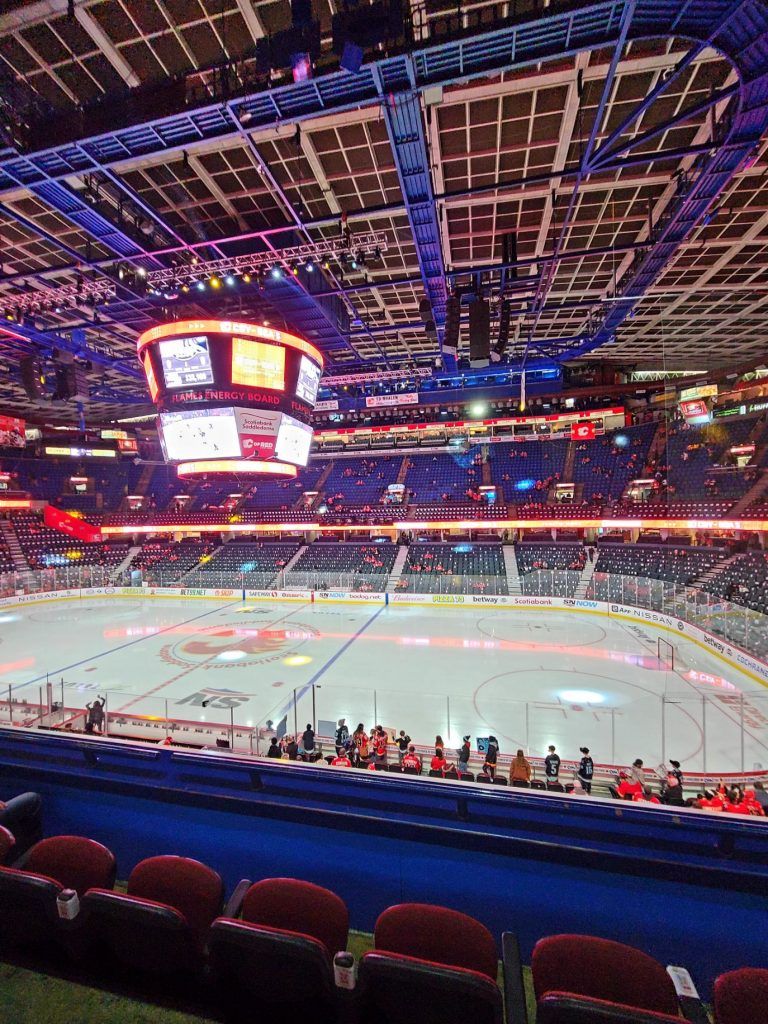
[137,319,323,476]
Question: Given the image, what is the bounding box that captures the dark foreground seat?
[714,967,768,1024]
[531,934,686,1023]
[0,835,115,954]
[209,877,348,1023]
[357,903,505,1024]
[80,854,223,978]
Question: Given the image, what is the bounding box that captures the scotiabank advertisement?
[235,409,280,459]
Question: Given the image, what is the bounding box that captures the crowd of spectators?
[249,723,768,816]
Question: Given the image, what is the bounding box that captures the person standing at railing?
[300,724,315,759]
[85,696,105,735]
[393,730,411,764]
[510,750,532,786]
[577,747,594,794]
[668,759,684,791]
[628,758,646,789]
[544,745,561,787]
[753,781,768,812]
[458,735,471,775]
[335,719,349,755]
[352,724,369,767]
[483,736,499,779]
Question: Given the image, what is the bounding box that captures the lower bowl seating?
[398,543,507,594]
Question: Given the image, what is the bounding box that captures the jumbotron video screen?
[137,319,323,475]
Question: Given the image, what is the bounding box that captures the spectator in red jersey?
[616,772,643,800]
[430,748,455,775]
[695,790,724,812]
[402,745,422,773]
[743,788,766,816]
[632,787,660,805]
[352,723,369,765]
[331,751,352,767]
[373,727,388,765]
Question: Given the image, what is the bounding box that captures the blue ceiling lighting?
[377,79,449,367]
[0,0,766,402]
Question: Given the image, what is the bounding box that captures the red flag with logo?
[571,422,596,441]
[44,506,102,543]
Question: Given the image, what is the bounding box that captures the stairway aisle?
[503,544,522,595]
[385,545,410,593]
[690,552,740,591]
[574,556,597,598]
[111,545,142,581]
[278,544,308,586]
[0,518,28,571]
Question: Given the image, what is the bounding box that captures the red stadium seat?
[358,903,502,1024]
[80,854,223,977]
[0,835,115,953]
[25,835,116,894]
[208,878,348,1021]
[531,935,681,1020]
[0,825,14,865]
[536,994,685,1023]
[714,967,768,1024]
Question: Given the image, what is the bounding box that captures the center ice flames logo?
[160,621,316,669]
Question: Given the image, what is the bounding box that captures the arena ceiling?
[0,0,767,421]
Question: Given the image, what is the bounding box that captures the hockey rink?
[1,595,766,773]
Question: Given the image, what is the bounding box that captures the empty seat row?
[1,827,763,1024]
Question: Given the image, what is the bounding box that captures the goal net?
[657,637,675,670]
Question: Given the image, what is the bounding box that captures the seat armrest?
[679,996,709,1024]
[223,878,251,919]
[502,931,528,1024]
[665,966,708,1024]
